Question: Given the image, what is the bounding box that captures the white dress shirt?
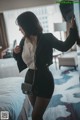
[22,38,37,69]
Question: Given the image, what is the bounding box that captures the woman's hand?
[13,45,21,54]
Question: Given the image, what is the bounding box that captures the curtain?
[0,13,9,50]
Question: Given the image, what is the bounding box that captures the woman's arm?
[13,38,27,72]
[13,38,24,60]
[49,28,78,52]
[48,18,79,52]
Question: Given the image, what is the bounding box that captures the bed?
[0,58,27,78]
[0,58,32,120]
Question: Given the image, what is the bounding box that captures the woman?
[13,11,79,120]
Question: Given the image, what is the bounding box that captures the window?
[4,4,62,48]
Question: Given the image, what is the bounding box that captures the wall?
[74,1,80,36]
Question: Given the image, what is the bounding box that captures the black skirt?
[25,67,54,98]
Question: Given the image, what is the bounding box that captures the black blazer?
[13,28,78,72]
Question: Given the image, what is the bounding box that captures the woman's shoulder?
[41,33,54,42]
[39,33,54,46]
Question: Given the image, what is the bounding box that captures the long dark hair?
[16,11,43,38]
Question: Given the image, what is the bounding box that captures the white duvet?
[0,77,26,120]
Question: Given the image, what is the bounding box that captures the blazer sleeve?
[13,38,27,72]
[13,38,24,60]
[47,28,78,52]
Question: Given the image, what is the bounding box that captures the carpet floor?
[43,65,80,120]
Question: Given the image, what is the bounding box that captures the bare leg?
[32,96,50,120]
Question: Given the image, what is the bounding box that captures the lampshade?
[53,22,67,32]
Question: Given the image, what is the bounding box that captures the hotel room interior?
[0,0,80,120]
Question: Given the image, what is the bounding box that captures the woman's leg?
[28,95,36,107]
[32,96,50,120]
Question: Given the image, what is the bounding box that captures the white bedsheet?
[0,77,28,120]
